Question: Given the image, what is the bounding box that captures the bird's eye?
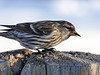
[66,27,73,31]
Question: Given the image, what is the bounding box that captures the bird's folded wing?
[0,21,59,39]
[16,21,58,36]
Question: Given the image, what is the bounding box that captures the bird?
[0,20,80,52]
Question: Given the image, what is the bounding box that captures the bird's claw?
[42,48,56,53]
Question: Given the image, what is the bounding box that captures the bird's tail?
[0,25,15,39]
[0,32,8,37]
[0,25,15,28]
[0,31,15,39]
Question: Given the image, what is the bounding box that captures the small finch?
[0,20,80,52]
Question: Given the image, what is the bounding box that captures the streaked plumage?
[0,20,80,51]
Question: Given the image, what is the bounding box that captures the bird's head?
[63,21,81,37]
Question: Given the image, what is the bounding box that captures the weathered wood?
[0,58,13,75]
[0,49,33,75]
[0,49,100,75]
[21,51,100,75]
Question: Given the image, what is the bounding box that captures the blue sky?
[0,0,100,54]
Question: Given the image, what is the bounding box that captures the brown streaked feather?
[30,21,57,35]
[0,20,79,50]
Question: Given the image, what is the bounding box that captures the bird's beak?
[71,31,81,37]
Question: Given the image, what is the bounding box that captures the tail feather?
[0,25,15,39]
[0,25,15,28]
[0,25,14,32]
[0,29,13,31]
[0,32,15,39]
[0,32,8,37]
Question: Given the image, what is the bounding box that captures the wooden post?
[0,58,13,75]
[21,51,100,75]
[0,49,100,75]
[0,49,33,75]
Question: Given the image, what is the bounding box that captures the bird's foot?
[37,49,43,54]
[42,48,56,53]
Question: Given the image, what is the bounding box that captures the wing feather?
[15,21,58,36]
[0,21,60,40]
[30,21,57,35]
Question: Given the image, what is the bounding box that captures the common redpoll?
[0,20,80,51]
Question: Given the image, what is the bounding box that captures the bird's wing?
[30,21,58,35]
[0,21,60,39]
[0,21,60,35]
[15,22,35,34]
[15,21,58,36]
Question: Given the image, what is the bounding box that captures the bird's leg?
[37,49,42,54]
[49,48,56,52]
[42,48,56,53]
[36,49,47,57]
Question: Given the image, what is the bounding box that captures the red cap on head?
[67,22,73,26]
